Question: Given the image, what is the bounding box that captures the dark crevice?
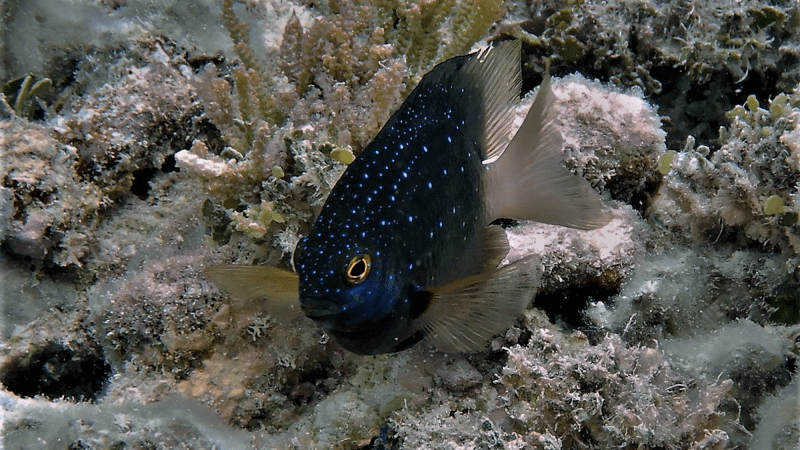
[130,167,159,200]
[161,153,178,173]
[534,272,623,342]
[0,340,112,402]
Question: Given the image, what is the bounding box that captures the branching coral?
[182,0,506,257]
[220,0,285,136]
[276,0,502,149]
[278,0,501,92]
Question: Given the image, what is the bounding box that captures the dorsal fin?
[374,40,521,165]
[460,40,523,163]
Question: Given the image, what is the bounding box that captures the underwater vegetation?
[0,0,798,449]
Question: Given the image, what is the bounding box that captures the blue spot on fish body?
[294,49,488,355]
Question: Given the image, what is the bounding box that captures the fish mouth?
[301,304,340,320]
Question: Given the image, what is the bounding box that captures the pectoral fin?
[411,255,542,352]
[204,264,302,322]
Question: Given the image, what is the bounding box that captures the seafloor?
[1,0,798,449]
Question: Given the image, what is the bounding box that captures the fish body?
[295,51,494,354]
[207,41,610,355]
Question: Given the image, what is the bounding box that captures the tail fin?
[484,76,611,229]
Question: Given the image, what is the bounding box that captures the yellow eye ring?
[344,254,371,285]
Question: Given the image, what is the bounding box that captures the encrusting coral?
[396,310,735,450]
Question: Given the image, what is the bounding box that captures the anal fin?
[477,224,511,272]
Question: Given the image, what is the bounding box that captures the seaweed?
[2,74,53,120]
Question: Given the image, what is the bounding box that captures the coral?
[175,0,509,263]
[499,322,732,449]
[91,249,222,366]
[275,0,500,150]
[498,76,660,331]
[1,120,104,266]
[278,2,397,97]
[649,83,800,252]
[504,203,647,332]
[444,0,503,59]
[0,39,206,268]
[494,0,800,150]
[184,0,504,258]
[175,128,343,252]
[1,74,53,120]
[221,0,270,78]
[552,74,667,212]
[584,224,799,445]
[392,310,735,450]
[216,0,286,153]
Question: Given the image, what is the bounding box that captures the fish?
[205,40,611,355]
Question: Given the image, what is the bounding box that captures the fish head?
[294,234,423,354]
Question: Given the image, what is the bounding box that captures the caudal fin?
[484,75,611,229]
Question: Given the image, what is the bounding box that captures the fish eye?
[344,254,371,285]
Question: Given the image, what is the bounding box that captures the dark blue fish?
[207,41,609,355]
